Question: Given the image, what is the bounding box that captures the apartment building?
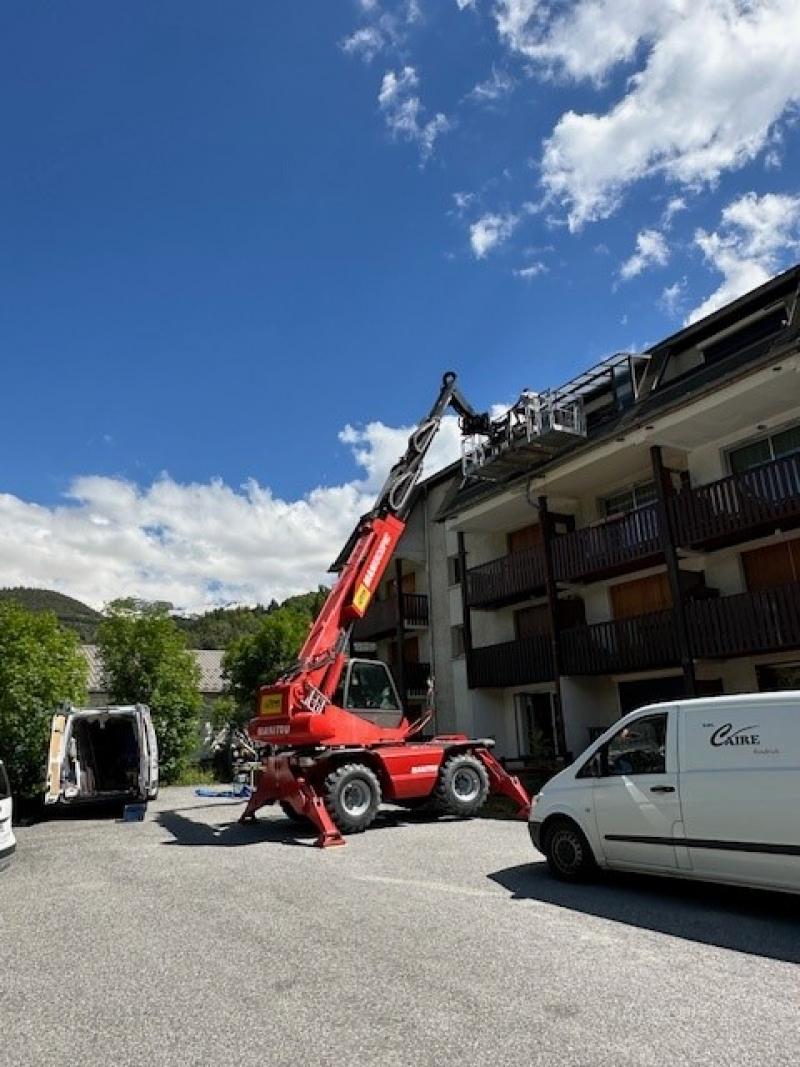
[354,264,800,760]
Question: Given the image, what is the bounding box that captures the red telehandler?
[240,373,531,846]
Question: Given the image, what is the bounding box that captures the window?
[0,761,9,800]
[602,481,656,518]
[447,555,462,586]
[729,422,800,474]
[451,624,465,658]
[603,714,667,776]
[344,661,401,711]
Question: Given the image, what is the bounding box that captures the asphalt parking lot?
[2,788,798,1067]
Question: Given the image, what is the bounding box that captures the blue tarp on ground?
[194,785,253,799]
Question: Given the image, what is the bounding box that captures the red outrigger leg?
[475,747,531,819]
[239,756,345,848]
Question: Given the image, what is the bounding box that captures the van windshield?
[0,762,10,799]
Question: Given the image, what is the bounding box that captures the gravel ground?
[2,787,798,1067]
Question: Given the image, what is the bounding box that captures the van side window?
[603,714,667,776]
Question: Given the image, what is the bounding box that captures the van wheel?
[433,753,489,817]
[323,763,381,834]
[543,819,596,882]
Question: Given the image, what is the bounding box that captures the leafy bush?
[97,600,201,783]
[0,602,87,797]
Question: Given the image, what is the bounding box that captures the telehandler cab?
[241,373,531,846]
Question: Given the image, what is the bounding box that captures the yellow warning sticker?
[353,583,371,614]
[260,693,283,717]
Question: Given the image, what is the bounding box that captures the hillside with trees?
[0,587,102,642]
[0,585,330,650]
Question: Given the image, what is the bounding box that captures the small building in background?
[80,645,226,709]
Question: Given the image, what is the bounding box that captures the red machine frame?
[241,373,531,846]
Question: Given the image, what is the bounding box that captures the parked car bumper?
[0,839,17,866]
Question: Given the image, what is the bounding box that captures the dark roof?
[436,263,800,522]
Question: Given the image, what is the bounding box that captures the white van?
[0,759,15,868]
[45,704,159,807]
[530,693,800,894]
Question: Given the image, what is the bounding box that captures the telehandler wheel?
[279,801,309,825]
[433,753,489,817]
[323,763,382,834]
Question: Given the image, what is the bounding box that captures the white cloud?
[662,196,687,228]
[469,212,518,257]
[341,26,386,63]
[513,261,547,280]
[688,190,800,322]
[495,1,800,229]
[341,1,422,62]
[0,417,465,614]
[452,190,475,215]
[455,0,476,9]
[660,277,687,316]
[619,229,670,281]
[467,66,514,104]
[378,66,450,160]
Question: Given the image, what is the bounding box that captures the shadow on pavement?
[157,802,447,851]
[489,862,800,964]
[157,809,318,848]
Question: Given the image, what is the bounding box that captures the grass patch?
[169,765,219,787]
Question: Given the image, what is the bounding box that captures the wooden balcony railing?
[688,582,800,659]
[466,547,546,609]
[467,634,553,688]
[669,453,800,549]
[561,609,680,676]
[552,504,662,583]
[352,593,429,641]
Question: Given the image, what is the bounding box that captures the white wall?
[560,675,620,755]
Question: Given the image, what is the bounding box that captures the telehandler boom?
[241,373,531,846]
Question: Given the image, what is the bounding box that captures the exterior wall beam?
[650,445,697,696]
[538,495,569,759]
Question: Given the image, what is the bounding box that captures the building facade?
[356,265,800,760]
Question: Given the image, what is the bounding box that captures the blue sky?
[1,1,799,610]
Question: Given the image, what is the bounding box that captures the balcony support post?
[538,496,569,759]
[651,446,697,697]
[394,557,407,706]
[457,532,474,687]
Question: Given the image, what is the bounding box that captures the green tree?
[0,602,87,798]
[222,610,309,721]
[97,600,201,783]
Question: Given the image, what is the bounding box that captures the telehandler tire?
[433,753,489,817]
[279,801,309,824]
[323,763,382,834]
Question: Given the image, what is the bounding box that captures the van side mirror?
[589,752,604,778]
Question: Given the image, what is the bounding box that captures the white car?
[45,704,159,807]
[0,759,16,868]
[530,692,800,895]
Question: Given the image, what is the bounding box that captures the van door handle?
[650,785,675,793]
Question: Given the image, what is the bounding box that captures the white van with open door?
[530,693,800,894]
[45,704,158,807]
[0,758,15,868]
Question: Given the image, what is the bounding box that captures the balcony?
[688,582,800,658]
[466,634,553,688]
[466,547,546,610]
[552,504,662,583]
[352,593,429,641]
[670,453,800,550]
[561,609,680,676]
